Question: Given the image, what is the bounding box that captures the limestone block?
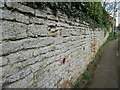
[30,62,42,73]
[6,73,33,88]
[0,2,4,8]
[35,9,47,18]
[54,36,63,45]
[6,2,35,15]
[4,68,32,83]
[0,9,15,20]
[29,17,44,24]
[47,20,56,27]
[28,24,48,37]
[57,22,65,27]
[47,15,56,20]
[43,51,55,58]
[2,21,27,40]
[21,55,45,67]
[15,13,30,24]
[4,49,35,65]
[70,30,81,36]
[61,29,70,37]
[33,45,55,57]
[0,56,8,67]
[0,44,2,56]
[1,38,43,55]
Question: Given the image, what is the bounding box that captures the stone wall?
[0,2,109,88]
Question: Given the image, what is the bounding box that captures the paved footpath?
[86,35,120,88]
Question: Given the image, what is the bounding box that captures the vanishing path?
[86,34,120,88]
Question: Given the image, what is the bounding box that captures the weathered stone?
[1,38,40,55]
[0,9,15,20]
[0,43,2,56]
[1,37,55,55]
[6,2,35,15]
[28,24,48,37]
[29,17,44,24]
[20,55,45,67]
[4,48,35,65]
[35,9,47,18]
[0,67,2,90]
[2,21,27,40]
[4,68,32,83]
[0,2,4,8]
[0,3,110,88]
[57,22,65,27]
[47,20,56,27]
[6,73,33,88]
[44,7,52,15]
[15,13,30,24]
[61,29,70,37]
[54,37,63,45]
[0,21,2,43]
[47,15,56,20]
[33,45,56,56]
[69,30,81,36]
[0,56,8,67]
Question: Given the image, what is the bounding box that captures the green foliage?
[107,32,118,41]
[73,71,92,88]
[82,72,92,80]
[29,2,111,29]
[73,81,81,88]
[117,25,120,31]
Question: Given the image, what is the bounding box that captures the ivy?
[27,2,111,30]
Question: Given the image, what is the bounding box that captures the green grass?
[73,72,92,88]
[107,32,118,41]
[82,72,92,81]
[73,81,81,88]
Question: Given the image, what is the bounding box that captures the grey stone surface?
[1,38,43,55]
[20,55,45,67]
[6,73,33,88]
[28,24,48,37]
[2,21,27,40]
[0,9,15,20]
[0,2,4,8]
[1,3,109,88]
[61,29,70,37]
[5,68,32,83]
[29,17,44,24]
[35,9,47,18]
[15,13,30,24]
[6,2,35,15]
[0,56,8,67]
